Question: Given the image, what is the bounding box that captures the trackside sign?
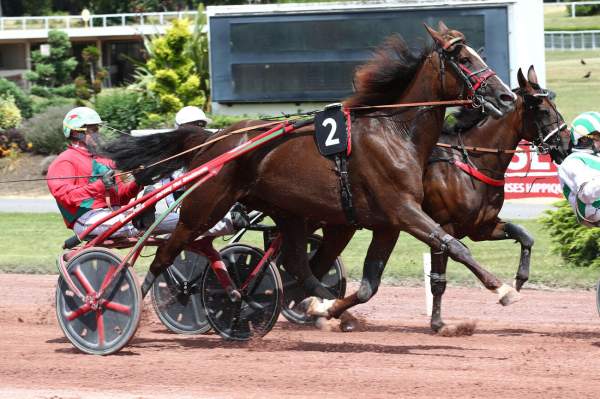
[505,141,562,199]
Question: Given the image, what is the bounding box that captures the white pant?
[74,207,235,239]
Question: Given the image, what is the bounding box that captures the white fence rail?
[0,11,198,31]
[545,30,600,50]
[545,1,600,18]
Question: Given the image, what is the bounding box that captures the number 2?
[322,118,340,146]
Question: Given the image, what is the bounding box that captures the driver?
[557,111,600,227]
[47,106,246,238]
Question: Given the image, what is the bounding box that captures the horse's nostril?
[500,93,515,103]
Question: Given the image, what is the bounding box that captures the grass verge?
[0,212,597,289]
[546,50,600,123]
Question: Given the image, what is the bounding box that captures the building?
[0,11,197,87]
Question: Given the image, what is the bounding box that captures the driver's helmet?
[62,107,103,138]
[174,106,212,128]
[570,111,600,147]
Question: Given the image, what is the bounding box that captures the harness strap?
[453,159,505,187]
[333,153,360,228]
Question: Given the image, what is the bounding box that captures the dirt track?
[1,274,600,398]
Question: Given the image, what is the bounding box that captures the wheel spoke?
[73,266,95,295]
[103,300,131,315]
[66,303,92,321]
[96,310,105,347]
[191,295,204,325]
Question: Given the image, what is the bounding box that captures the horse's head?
[424,21,515,118]
[516,65,570,164]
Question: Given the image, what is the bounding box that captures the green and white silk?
[558,151,600,227]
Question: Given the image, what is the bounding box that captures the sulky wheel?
[150,250,211,335]
[202,244,282,341]
[55,248,142,355]
[278,234,347,325]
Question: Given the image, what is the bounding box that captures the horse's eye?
[459,57,470,64]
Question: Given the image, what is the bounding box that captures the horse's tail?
[101,127,210,185]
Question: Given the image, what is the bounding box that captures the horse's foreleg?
[306,228,399,319]
[396,201,520,306]
[430,248,448,332]
[276,217,336,300]
[479,221,534,292]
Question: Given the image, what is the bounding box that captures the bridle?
[437,37,498,111]
[522,89,568,159]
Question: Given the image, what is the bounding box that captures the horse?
[102,22,516,332]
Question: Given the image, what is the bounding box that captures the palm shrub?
[136,16,208,126]
[540,200,600,268]
[22,105,72,155]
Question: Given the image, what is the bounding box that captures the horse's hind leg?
[310,225,355,280]
[275,216,334,300]
[140,169,242,297]
[307,228,399,319]
[472,220,534,292]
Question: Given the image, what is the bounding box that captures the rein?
[435,142,536,154]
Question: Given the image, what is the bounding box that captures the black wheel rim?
[279,235,347,324]
[151,250,211,335]
[56,249,141,355]
[202,245,281,341]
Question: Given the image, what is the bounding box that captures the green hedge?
[94,89,148,133]
[541,200,600,268]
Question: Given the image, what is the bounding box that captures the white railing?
[0,11,198,31]
[545,1,600,18]
[545,30,600,50]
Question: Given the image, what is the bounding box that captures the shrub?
[540,200,600,268]
[30,85,52,98]
[25,30,77,88]
[22,105,72,155]
[51,84,76,98]
[0,78,33,118]
[94,89,147,133]
[0,96,22,130]
[31,96,74,115]
[568,4,600,17]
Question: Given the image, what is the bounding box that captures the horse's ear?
[527,65,539,85]
[517,68,528,89]
[437,20,449,32]
[424,24,445,47]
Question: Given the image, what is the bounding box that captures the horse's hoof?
[299,297,334,317]
[496,283,521,306]
[431,321,445,333]
[340,317,358,332]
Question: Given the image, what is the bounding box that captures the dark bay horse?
[103,23,516,330]
[420,65,568,332]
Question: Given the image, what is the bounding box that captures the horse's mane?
[441,107,488,136]
[344,35,430,108]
